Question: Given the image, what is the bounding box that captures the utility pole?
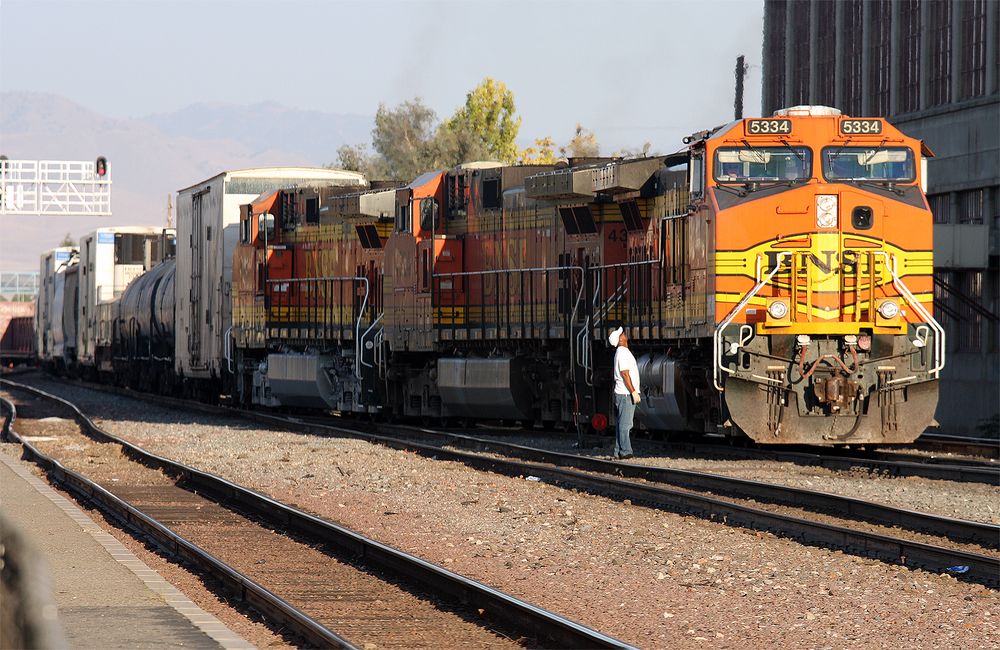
[735,54,749,120]
[166,193,173,228]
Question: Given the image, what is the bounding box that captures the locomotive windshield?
[713,147,811,183]
[821,147,915,182]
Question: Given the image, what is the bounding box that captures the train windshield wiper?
[778,137,804,163]
[741,178,808,194]
[714,183,747,198]
[848,178,905,196]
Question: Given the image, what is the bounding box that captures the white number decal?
[841,119,882,135]
[747,119,792,135]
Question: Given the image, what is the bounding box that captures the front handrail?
[358,312,384,371]
[713,252,790,392]
[875,252,946,377]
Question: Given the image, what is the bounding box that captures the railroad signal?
[95,156,108,178]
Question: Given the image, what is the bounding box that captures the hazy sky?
[0,0,765,153]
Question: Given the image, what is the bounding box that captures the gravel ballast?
[9,378,1000,649]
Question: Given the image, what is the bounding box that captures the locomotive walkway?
[0,446,249,649]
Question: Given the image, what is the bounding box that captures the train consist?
[38,107,944,445]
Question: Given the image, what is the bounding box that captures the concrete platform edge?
[0,448,254,649]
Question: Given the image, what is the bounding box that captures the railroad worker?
[608,326,640,460]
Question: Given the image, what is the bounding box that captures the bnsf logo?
[763,250,875,274]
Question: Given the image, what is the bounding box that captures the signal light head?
[95,156,108,177]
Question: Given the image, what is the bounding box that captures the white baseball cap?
[608,327,623,347]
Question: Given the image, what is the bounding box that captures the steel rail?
[255,415,999,587]
[524,429,998,484]
[44,373,996,482]
[15,375,999,583]
[345,423,1000,550]
[915,433,1000,460]
[442,430,995,542]
[0,393,354,650]
[0,379,632,650]
[22,374,1000,542]
[616,436,999,485]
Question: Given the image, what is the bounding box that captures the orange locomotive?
[231,105,942,445]
[699,107,944,443]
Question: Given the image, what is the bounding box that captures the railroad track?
[0,380,632,650]
[595,434,999,485]
[9,374,1000,590]
[425,426,999,485]
[914,433,1000,460]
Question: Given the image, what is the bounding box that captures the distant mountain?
[144,101,372,163]
[0,92,373,271]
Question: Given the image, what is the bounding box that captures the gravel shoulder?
[9,378,1000,649]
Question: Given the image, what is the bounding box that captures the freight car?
[79,227,168,377]
[37,229,172,378]
[36,247,78,371]
[0,302,36,365]
[230,106,942,445]
[174,167,368,401]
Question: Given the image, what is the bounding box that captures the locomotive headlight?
[816,194,838,229]
[767,299,789,319]
[877,299,900,319]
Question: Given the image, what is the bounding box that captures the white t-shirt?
[613,346,640,395]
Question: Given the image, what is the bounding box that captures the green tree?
[330,143,387,179]
[371,99,439,180]
[429,126,491,169]
[59,232,75,247]
[445,77,522,163]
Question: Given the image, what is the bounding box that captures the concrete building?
[761,0,999,434]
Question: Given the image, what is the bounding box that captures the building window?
[764,0,788,114]
[814,2,836,106]
[897,1,921,113]
[990,268,999,353]
[929,0,952,106]
[957,188,985,224]
[929,193,951,224]
[960,271,984,353]
[960,0,987,99]
[869,0,892,115]
[840,0,864,116]
[790,0,811,105]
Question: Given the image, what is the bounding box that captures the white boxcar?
[174,167,366,393]
[37,247,77,367]
[77,226,168,370]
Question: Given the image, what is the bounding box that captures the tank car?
[110,257,177,392]
[77,226,170,378]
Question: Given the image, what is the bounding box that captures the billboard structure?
[0,159,112,216]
